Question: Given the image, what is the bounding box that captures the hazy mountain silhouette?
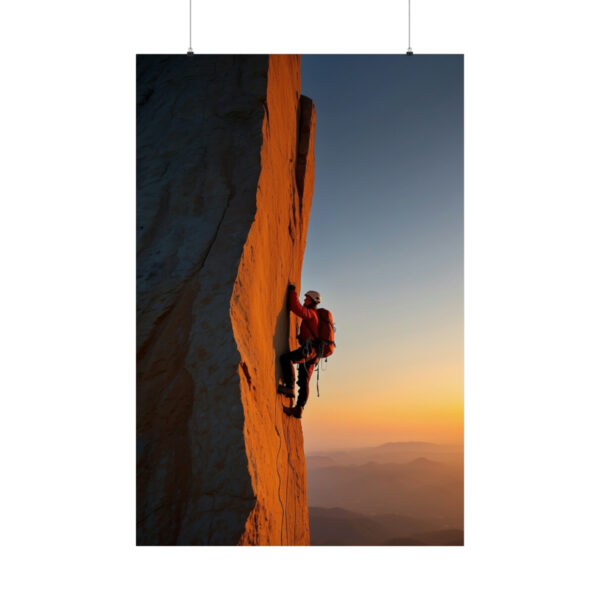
[384,529,464,545]
[309,507,390,545]
[307,442,463,545]
[309,507,463,546]
[306,455,337,468]
[307,457,463,522]
[307,441,463,468]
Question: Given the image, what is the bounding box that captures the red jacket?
[289,288,319,343]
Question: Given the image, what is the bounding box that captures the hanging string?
[187,0,194,55]
[406,0,414,55]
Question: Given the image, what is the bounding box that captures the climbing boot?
[277,384,295,399]
[283,405,303,419]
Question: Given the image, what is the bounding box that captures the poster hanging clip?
[406,0,414,55]
[187,0,194,55]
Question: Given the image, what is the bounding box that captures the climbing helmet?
[305,290,321,304]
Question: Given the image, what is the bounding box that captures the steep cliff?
[136,54,315,545]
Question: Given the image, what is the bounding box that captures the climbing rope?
[273,389,286,545]
[316,362,320,397]
[272,234,298,545]
[283,418,292,545]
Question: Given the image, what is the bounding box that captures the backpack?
[313,308,336,359]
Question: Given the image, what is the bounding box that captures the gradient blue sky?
[299,55,463,450]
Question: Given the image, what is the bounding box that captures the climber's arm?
[288,286,314,320]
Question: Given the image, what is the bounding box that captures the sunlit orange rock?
[137,54,314,545]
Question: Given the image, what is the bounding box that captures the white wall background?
[1,1,599,598]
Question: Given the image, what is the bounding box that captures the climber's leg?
[296,359,317,409]
[279,347,305,387]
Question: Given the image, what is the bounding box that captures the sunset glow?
[300,55,463,453]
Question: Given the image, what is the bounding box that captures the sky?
[299,55,463,452]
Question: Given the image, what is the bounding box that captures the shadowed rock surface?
[137,55,315,545]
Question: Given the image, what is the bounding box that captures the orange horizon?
[303,400,463,452]
[302,363,463,452]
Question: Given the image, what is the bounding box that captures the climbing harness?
[299,335,314,358]
[304,309,336,360]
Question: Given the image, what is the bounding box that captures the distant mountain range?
[307,441,463,468]
[306,455,337,468]
[306,441,463,545]
[307,457,463,520]
[309,507,463,546]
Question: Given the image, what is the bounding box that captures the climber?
[278,284,321,419]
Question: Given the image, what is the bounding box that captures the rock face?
[136,55,315,545]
